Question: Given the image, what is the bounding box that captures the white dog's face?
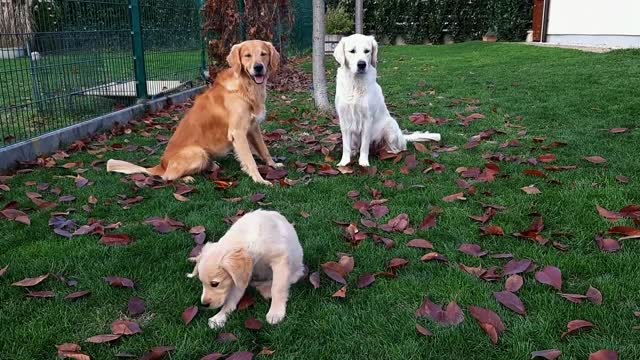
[189,243,253,309]
[333,34,378,75]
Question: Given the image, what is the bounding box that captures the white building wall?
[547,0,640,48]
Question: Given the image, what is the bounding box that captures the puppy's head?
[333,34,378,75]
[189,243,253,309]
[227,40,280,85]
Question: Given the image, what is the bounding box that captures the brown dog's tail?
[106,159,163,176]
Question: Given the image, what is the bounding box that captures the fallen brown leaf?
[561,319,594,339]
[535,266,562,290]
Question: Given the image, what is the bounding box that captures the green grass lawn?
[1,42,640,359]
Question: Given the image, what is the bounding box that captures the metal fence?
[0,0,312,149]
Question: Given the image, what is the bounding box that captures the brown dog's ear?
[266,42,280,74]
[227,43,243,74]
[221,248,253,289]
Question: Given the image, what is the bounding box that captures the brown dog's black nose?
[357,61,367,70]
[254,64,264,73]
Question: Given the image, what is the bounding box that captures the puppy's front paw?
[337,159,350,167]
[253,177,273,186]
[266,309,286,325]
[181,176,196,183]
[358,158,370,167]
[208,314,227,329]
[270,162,285,169]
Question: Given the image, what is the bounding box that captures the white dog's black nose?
[201,300,210,307]
[254,63,264,73]
[357,61,367,70]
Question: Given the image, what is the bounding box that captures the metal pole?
[129,0,148,99]
[197,0,207,74]
[238,0,246,40]
[355,0,363,34]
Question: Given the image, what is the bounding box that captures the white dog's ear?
[222,248,253,289]
[333,37,346,66]
[369,36,378,68]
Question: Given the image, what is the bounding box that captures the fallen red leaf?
[586,286,603,305]
[182,306,198,326]
[309,271,320,289]
[530,349,562,360]
[111,320,142,335]
[469,306,505,343]
[216,333,238,343]
[480,322,499,344]
[442,192,466,203]
[0,208,31,225]
[615,175,629,184]
[244,318,263,331]
[64,290,91,300]
[609,128,628,134]
[458,243,487,257]
[237,293,256,310]
[596,235,621,253]
[201,353,225,360]
[357,273,375,288]
[173,193,189,202]
[505,275,524,293]
[421,252,448,262]
[503,259,533,276]
[104,276,135,289]
[584,156,607,164]
[0,265,8,277]
[596,205,623,221]
[406,239,434,249]
[420,207,442,230]
[521,185,541,195]
[321,262,347,285]
[27,290,55,298]
[388,258,409,271]
[561,319,594,339]
[140,346,175,360]
[99,234,133,246]
[12,273,48,287]
[494,291,526,315]
[416,298,464,326]
[589,350,618,360]
[535,266,562,290]
[523,169,547,178]
[480,226,505,236]
[128,297,146,316]
[332,286,347,298]
[56,343,91,360]
[538,154,557,163]
[144,216,184,233]
[559,293,587,304]
[415,323,433,336]
[85,334,121,344]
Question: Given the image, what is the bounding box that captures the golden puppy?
[188,210,305,328]
[106,40,281,185]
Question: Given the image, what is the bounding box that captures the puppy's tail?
[404,131,441,142]
[106,159,162,176]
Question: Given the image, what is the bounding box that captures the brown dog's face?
[227,40,280,85]
[191,243,253,309]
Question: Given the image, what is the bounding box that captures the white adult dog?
[188,209,305,329]
[333,34,441,167]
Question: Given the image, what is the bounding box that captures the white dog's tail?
[404,131,441,142]
[106,159,152,175]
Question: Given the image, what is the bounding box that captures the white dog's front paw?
[266,309,286,325]
[271,162,285,168]
[253,177,273,186]
[208,314,227,329]
[358,158,370,167]
[337,159,350,167]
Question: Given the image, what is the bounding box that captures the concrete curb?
[0,85,206,172]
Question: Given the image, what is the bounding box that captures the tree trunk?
[312,0,332,113]
[355,0,363,34]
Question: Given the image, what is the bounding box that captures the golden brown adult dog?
[106,40,281,185]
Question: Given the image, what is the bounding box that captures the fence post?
[197,0,207,74]
[129,0,148,99]
[237,0,246,40]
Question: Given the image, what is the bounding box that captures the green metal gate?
[0,0,205,148]
[0,0,311,148]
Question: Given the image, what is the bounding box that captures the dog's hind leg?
[161,147,209,182]
[266,260,291,325]
[384,119,408,153]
